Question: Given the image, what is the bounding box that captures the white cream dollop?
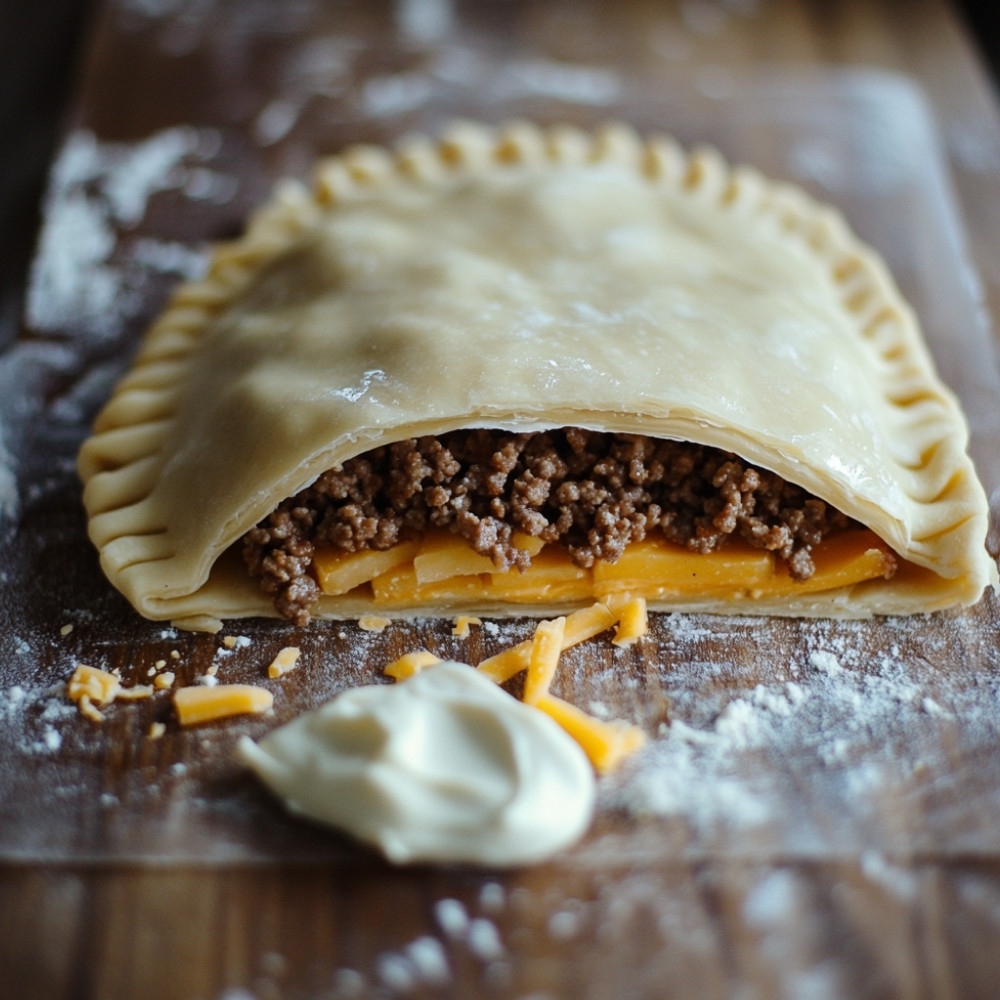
[238,661,595,865]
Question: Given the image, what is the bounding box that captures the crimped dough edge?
[77,120,997,626]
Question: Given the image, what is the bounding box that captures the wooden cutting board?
[3,1,1000,998]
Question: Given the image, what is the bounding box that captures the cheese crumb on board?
[534,693,646,772]
[148,722,166,740]
[451,615,482,638]
[78,695,105,724]
[612,596,649,647]
[154,671,175,690]
[174,684,274,726]
[268,646,301,678]
[523,617,566,705]
[68,664,120,707]
[358,615,391,632]
[60,623,74,637]
[115,684,155,701]
[385,650,441,681]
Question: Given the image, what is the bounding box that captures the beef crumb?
[243,429,860,624]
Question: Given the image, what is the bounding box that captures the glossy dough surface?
[78,122,996,629]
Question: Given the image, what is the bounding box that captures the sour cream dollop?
[239,661,595,865]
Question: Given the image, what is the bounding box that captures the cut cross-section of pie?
[77,121,997,631]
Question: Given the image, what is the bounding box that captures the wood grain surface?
[3,2,1000,998]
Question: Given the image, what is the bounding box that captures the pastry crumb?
[359,615,391,633]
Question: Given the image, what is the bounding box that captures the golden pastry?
[78,122,996,631]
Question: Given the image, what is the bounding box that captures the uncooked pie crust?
[77,122,997,630]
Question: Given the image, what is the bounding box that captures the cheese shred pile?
[389,598,649,772]
[64,600,650,766]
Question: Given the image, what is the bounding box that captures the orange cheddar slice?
[511,531,545,556]
[762,530,897,596]
[485,548,592,603]
[593,538,775,598]
[321,526,898,611]
[413,530,496,584]
[371,564,487,606]
[313,541,419,596]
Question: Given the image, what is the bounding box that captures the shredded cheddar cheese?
[387,602,649,772]
[612,597,648,647]
[68,664,120,707]
[384,650,442,681]
[268,646,301,678]
[115,684,155,701]
[313,526,897,609]
[78,695,105,724]
[173,684,274,726]
[533,693,646,772]
[523,617,566,706]
[452,615,482,638]
[477,601,618,683]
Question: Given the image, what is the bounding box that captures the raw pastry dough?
[78,122,996,630]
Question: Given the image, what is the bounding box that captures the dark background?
[0,0,997,341]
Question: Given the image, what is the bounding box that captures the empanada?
[78,122,997,632]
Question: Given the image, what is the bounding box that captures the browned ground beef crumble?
[243,428,862,624]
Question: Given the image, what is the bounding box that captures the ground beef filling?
[243,428,861,624]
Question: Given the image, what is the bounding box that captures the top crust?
[77,121,997,628]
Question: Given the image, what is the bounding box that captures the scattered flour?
[434,898,470,940]
[358,73,436,118]
[598,613,1000,854]
[0,431,17,527]
[494,59,623,105]
[396,0,453,45]
[26,127,228,339]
